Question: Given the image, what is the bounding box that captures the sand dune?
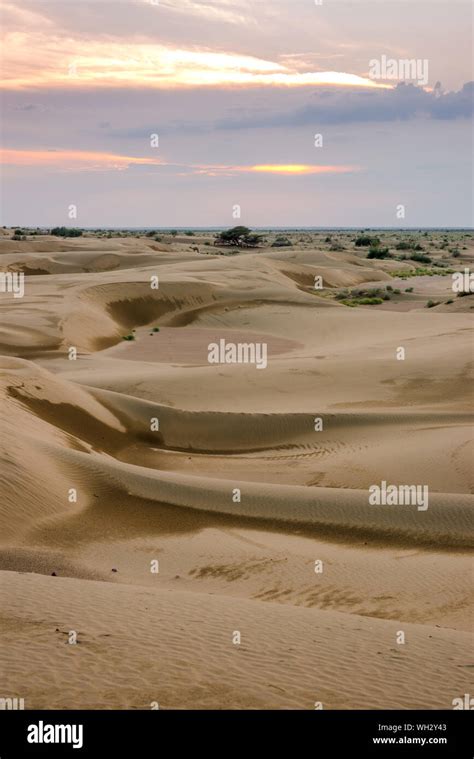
[0,230,472,709]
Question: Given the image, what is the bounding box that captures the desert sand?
[0,228,473,709]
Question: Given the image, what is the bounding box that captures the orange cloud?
[1,31,391,90]
[0,148,160,170]
[1,149,361,179]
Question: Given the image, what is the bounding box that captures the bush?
[271,236,292,247]
[410,252,431,264]
[355,235,380,247]
[405,287,414,292]
[185,231,195,236]
[122,334,135,341]
[425,300,439,308]
[341,297,383,306]
[358,297,384,305]
[51,227,83,237]
[367,247,391,259]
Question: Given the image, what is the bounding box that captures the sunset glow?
[248,164,359,175]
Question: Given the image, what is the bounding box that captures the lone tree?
[214,226,263,248]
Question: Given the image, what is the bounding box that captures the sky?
[1,0,473,228]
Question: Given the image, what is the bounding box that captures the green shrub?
[122,334,135,341]
[51,227,83,237]
[367,247,391,259]
[341,297,383,306]
[410,252,432,264]
[355,235,379,247]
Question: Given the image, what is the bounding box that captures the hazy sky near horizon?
[1,0,473,227]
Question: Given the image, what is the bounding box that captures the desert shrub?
[410,252,431,264]
[405,287,414,292]
[451,249,461,257]
[358,297,383,305]
[51,227,83,237]
[425,300,439,308]
[271,236,292,247]
[185,231,195,236]
[355,235,379,247]
[341,297,383,306]
[367,246,391,259]
[445,299,454,304]
[122,334,135,341]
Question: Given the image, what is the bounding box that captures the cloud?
[0,148,359,178]
[214,82,474,129]
[1,29,388,90]
[0,148,162,170]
